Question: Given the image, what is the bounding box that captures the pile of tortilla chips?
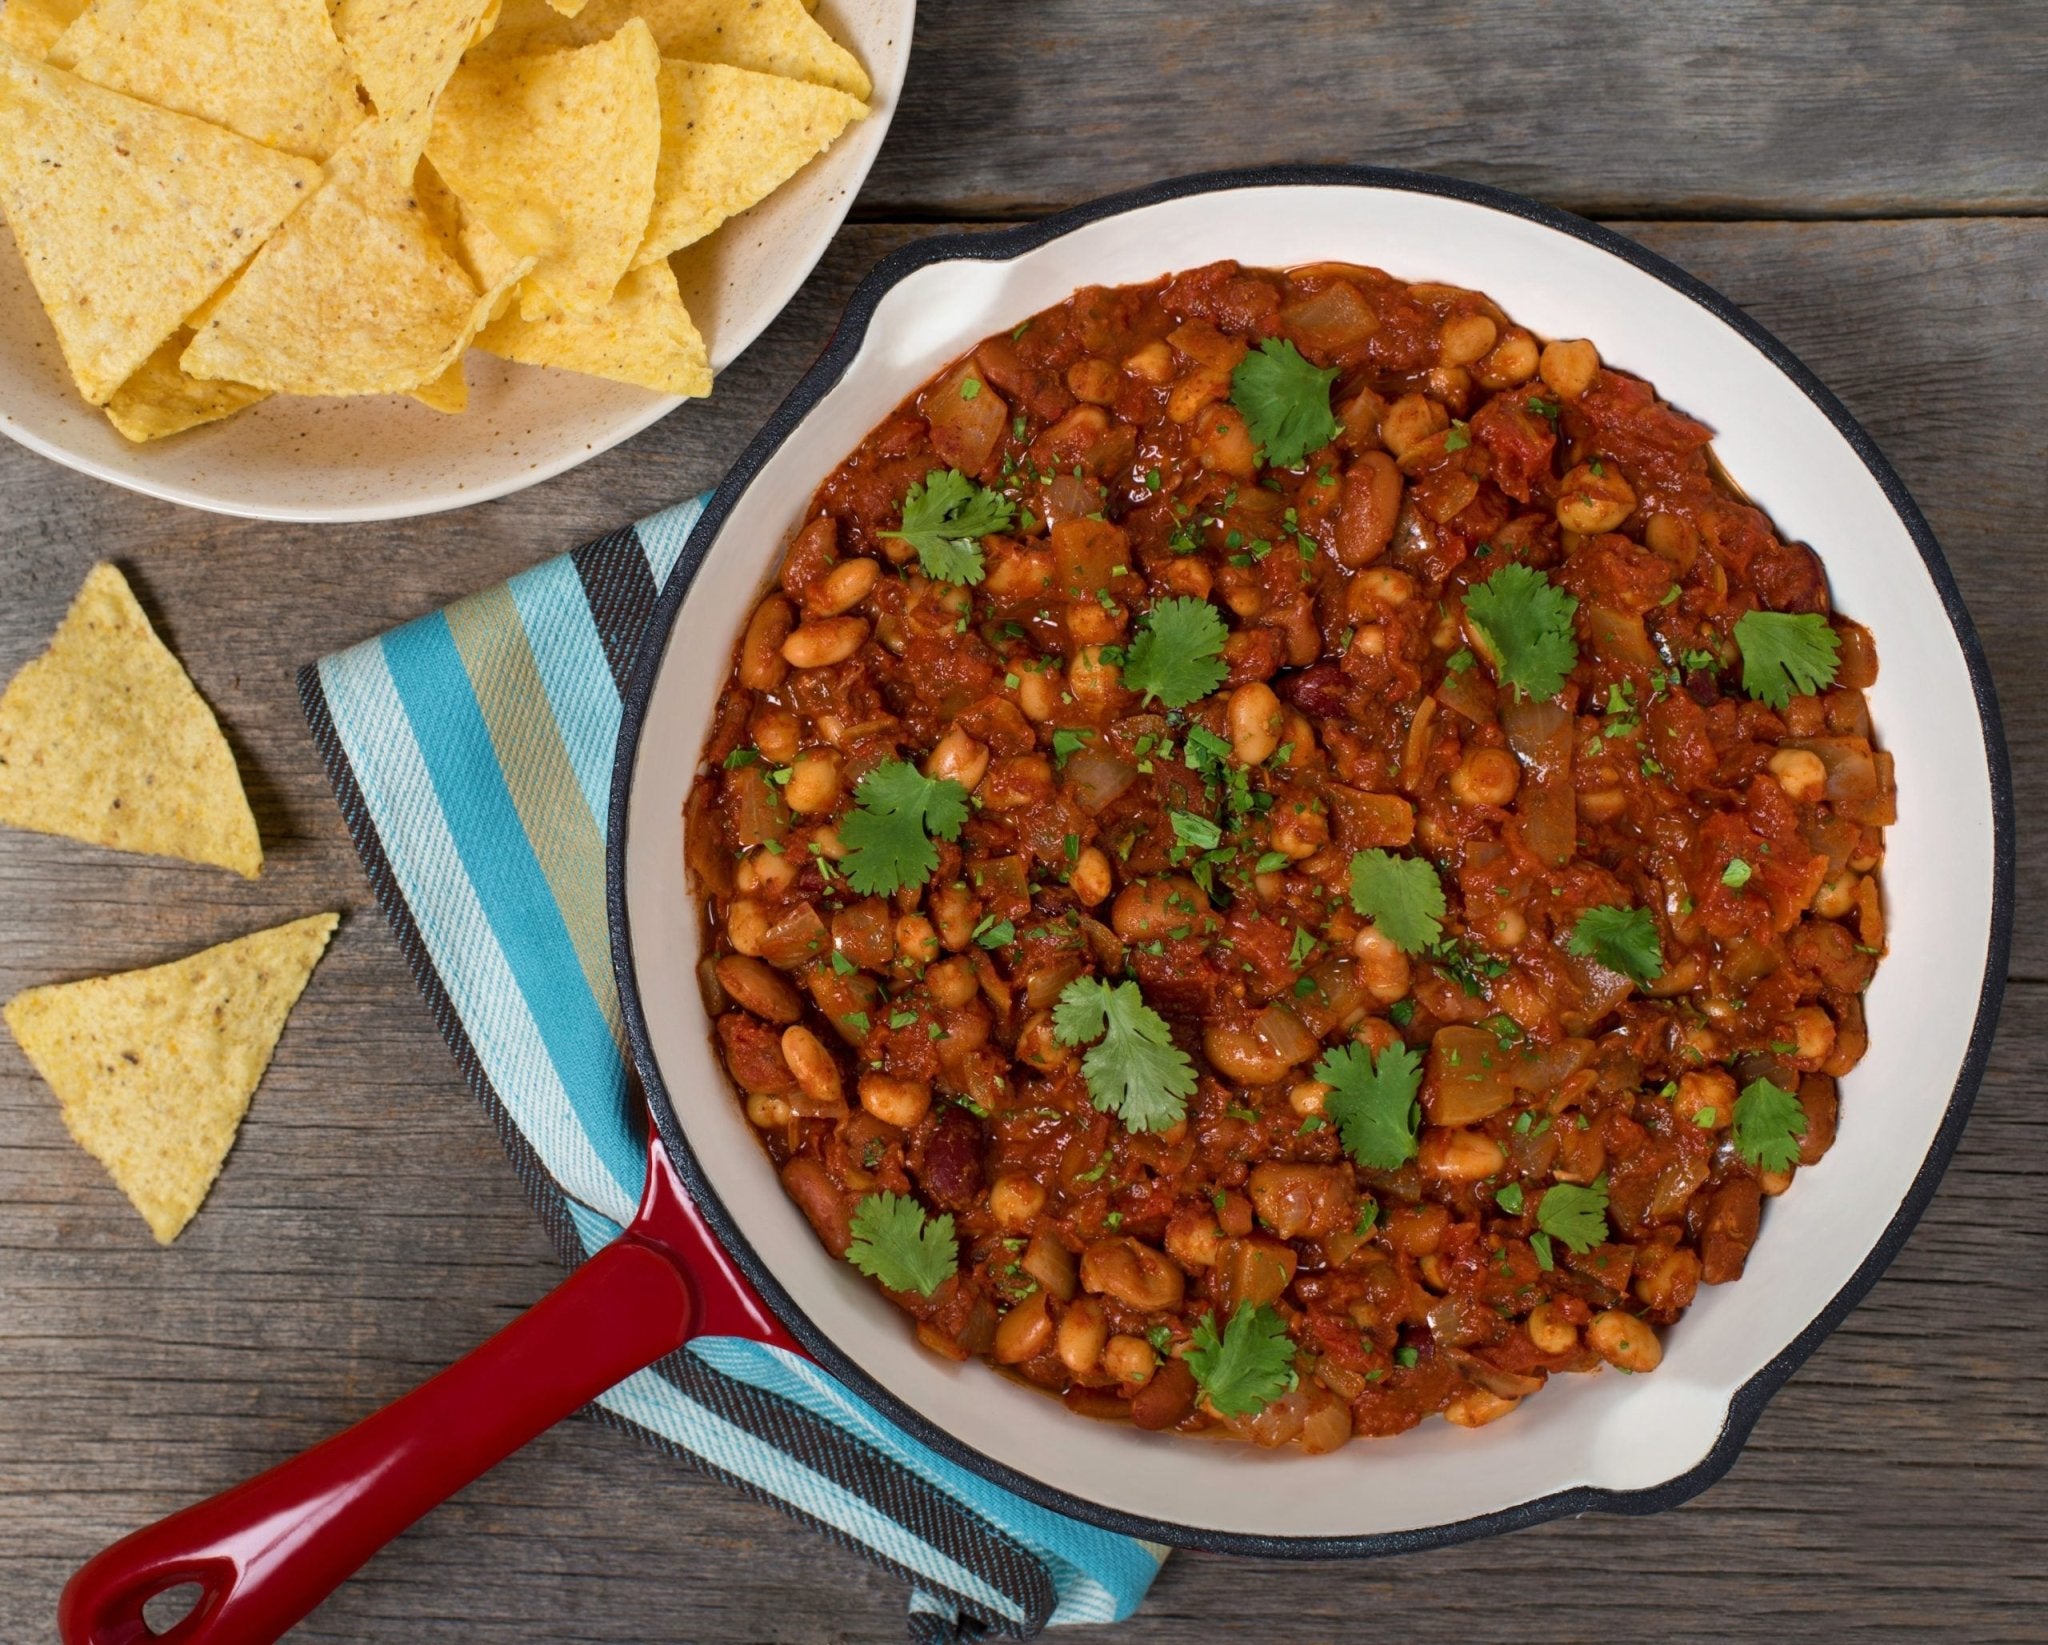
[0,0,868,440]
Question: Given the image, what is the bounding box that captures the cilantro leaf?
[1170,809,1222,852]
[1315,1039,1423,1171]
[1348,849,1446,954]
[1122,596,1228,708]
[1536,1180,1609,1255]
[1464,563,1580,699]
[1230,339,1340,469]
[1734,610,1841,710]
[1567,905,1663,986]
[846,1191,958,1296]
[838,760,971,895]
[1733,1077,1807,1172]
[1721,857,1753,889]
[878,468,1016,586]
[1186,1303,1296,1418]
[1051,976,1197,1132]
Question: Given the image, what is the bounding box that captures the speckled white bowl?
[612,168,2013,1552]
[0,0,913,521]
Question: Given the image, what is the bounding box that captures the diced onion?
[1066,750,1138,813]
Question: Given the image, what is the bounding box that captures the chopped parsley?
[1494,1182,1526,1215]
[1052,976,1198,1132]
[838,760,971,895]
[846,1192,958,1296]
[1287,926,1318,968]
[1170,809,1223,853]
[1123,596,1229,708]
[721,747,760,768]
[1229,339,1340,468]
[1315,1039,1423,1172]
[1721,857,1754,889]
[1348,849,1446,954]
[877,468,1016,586]
[1051,727,1093,768]
[1733,610,1841,710]
[1186,1303,1296,1418]
[973,916,1016,950]
[1464,563,1580,699]
[1568,904,1663,986]
[1733,1077,1807,1172]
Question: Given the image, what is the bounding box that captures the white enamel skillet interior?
[610,168,2014,1552]
[0,0,913,522]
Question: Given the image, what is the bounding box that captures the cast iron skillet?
[57,167,2013,1643]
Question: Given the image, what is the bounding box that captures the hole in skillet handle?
[141,1581,207,1638]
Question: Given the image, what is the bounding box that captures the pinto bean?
[1129,1356,1198,1430]
[1080,1237,1184,1312]
[1057,1297,1108,1376]
[1700,1178,1762,1284]
[738,595,794,690]
[714,954,802,1024]
[994,1290,1054,1365]
[808,556,880,616]
[782,1157,851,1255]
[782,616,869,669]
[860,1073,931,1130]
[1586,1309,1662,1372]
[1335,451,1402,567]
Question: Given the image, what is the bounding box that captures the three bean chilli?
[685,260,1892,1452]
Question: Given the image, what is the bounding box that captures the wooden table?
[3,4,2044,1639]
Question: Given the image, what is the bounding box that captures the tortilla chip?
[637,57,861,266]
[0,46,321,403]
[331,0,493,127]
[63,0,365,162]
[414,154,524,294]
[0,0,86,57]
[426,17,658,319]
[0,564,262,874]
[6,913,338,1243]
[103,329,267,440]
[42,0,140,66]
[542,0,586,13]
[409,352,467,411]
[479,0,868,100]
[477,257,708,393]
[182,117,485,395]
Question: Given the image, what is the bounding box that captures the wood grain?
[874,2,2048,220]
[1,205,2043,1644]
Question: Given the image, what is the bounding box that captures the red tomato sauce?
[685,261,1890,1451]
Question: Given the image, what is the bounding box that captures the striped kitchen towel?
[297,492,1166,1642]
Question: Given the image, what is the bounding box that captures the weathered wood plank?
[1,217,2042,1643]
[872,2,2048,220]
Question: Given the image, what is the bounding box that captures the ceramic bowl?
[0,0,913,522]
[610,167,2013,1551]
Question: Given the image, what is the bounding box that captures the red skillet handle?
[57,1231,694,1645]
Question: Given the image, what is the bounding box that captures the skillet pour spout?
[57,1127,794,1645]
